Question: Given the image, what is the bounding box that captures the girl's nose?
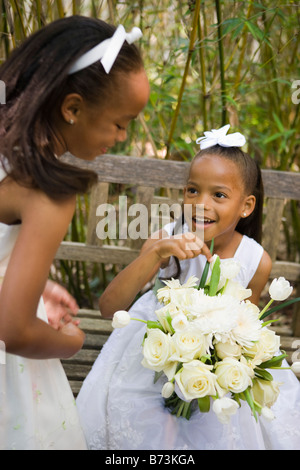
[117,128,127,143]
[195,193,210,209]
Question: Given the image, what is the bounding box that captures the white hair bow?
[196,124,246,150]
[68,24,142,75]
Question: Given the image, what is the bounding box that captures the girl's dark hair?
[0,15,144,199]
[165,144,264,280]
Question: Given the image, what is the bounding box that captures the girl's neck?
[208,230,243,259]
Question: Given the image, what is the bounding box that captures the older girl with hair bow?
[0,15,149,450]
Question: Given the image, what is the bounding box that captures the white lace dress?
[77,227,300,450]
[0,166,87,450]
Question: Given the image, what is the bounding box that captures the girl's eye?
[215,192,226,199]
[186,187,198,195]
[116,124,125,131]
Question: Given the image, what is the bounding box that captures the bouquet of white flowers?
[112,252,300,424]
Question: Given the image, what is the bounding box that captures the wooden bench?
[55,154,300,395]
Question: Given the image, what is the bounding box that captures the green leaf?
[259,352,288,369]
[260,297,300,320]
[198,396,210,413]
[165,311,175,334]
[254,368,273,381]
[209,256,221,296]
[199,239,214,289]
[242,387,258,421]
[146,321,165,332]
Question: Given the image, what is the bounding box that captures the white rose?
[142,328,174,372]
[111,310,131,328]
[175,360,217,401]
[269,277,293,301]
[212,397,239,424]
[215,357,253,394]
[161,381,175,398]
[252,378,281,408]
[215,340,242,360]
[170,326,209,362]
[243,328,280,364]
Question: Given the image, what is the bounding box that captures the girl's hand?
[43,280,79,330]
[154,232,212,263]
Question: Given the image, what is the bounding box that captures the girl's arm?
[247,250,272,305]
[99,230,212,318]
[0,187,85,359]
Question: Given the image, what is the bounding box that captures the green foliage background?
[1,0,299,306]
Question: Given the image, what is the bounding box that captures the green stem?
[259,299,274,319]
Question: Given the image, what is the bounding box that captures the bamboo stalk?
[56,0,65,18]
[233,1,253,97]
[197,5,207,130]
[215,0,226,125]
[165,0,201,158]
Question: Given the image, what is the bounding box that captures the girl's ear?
[241,195,256,218]
[60,93,84,125]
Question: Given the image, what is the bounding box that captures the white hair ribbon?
[68,24,142,75]
[196,124,246,150]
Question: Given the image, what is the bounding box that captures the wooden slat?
[271,260,300,281]
[61,153,300,200]
[55,241,139,265]
[262,198,285,260]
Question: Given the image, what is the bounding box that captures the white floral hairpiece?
[68,24,142,75]
[196,124,246,150]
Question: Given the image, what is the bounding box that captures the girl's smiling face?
[183,154,255,245]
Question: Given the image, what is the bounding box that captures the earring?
[69,119,74,125]
[243,212,247,217]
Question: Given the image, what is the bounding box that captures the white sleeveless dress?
[0,166,87,450]
[77,222,300,450]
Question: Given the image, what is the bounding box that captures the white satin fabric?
[77,233,300,450]
[0,167,87,450]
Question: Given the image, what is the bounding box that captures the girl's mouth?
[192,216,215,228]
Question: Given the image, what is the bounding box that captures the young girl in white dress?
[77,126,300,450]
[0,16,149,450]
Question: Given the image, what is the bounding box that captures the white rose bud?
[171,313,189,331]
[212,397,239,424]
[161,381,175,398]
[261,406,275,421]
[269,277,293,301]
[291,362,300,374]
[112,310,131,328]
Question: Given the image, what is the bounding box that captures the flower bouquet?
[112,249,300,424]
